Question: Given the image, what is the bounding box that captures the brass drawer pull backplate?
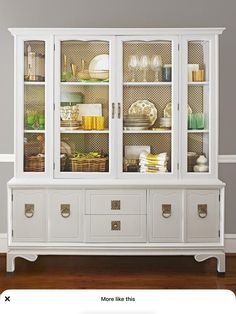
[25,204,35,218]
[162,204,172,218]
[111,220,121,231]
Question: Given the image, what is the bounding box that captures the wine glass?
[139,55,150,82]
[151,55,162,81]
[128,55,139,82]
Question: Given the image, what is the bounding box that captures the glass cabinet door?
[182,36,216,177]
[22,39,47,175]
[54,37,114,178]
[117,37,178,177]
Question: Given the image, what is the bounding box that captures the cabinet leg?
[7,253,15,272]
[194,253,226,273]
[6,253,38,272]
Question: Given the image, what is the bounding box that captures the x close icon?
[5,296,10,302]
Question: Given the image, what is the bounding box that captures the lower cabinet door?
[12,190,46,242]
[149,190,183,242]
[48,190,84,242]
[85,215,146,242]
[186,190,220,243]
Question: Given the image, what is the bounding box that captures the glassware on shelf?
[38,111,45,130]
[162,64,172,82]
[61,54,72,82]
[139,55,150,82]
[26,110,35,129]
[150,55,162,82]
[127,55,139,82]
[188,113,205,130]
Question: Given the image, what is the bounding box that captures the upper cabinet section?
[10,29,224,180]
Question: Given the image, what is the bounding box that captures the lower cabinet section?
[149,190,183,242]
[11,187,221,245]
[186,190,220,243]
[85,215,147,242]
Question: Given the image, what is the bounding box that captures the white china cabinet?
[7,28,225,272]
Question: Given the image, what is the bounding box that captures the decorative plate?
[128,100,157,126]
[89,54,109,73]
[163,102,192,117]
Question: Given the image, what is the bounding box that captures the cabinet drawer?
[149,190,183,242]
[86,189,146,214]
[12,190,46,242]
[186,190,220,243]
[85,214,146,242]
[48,190,84,242]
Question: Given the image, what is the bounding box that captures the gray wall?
[0,0,235,233]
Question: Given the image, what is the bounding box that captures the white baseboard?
[0,233,7,253]
[218,155,236,163]
[0,233,236,254]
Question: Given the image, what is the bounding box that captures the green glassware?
[188,113,197,129]
[196,112,205,129]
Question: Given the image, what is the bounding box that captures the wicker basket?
[25,155,45,172]
[70,156,108,172]
[25,155,67,172]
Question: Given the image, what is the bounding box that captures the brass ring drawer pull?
[61,204,71,218]
[111,220,121,231]
[25,204,34,218]
[162,204,171,218]
[111,200,120,210]
[198,204,207,218]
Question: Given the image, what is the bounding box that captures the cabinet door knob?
[25,204,34,218]
[61,204,71,218]
[162,204,171,218]
[198,204,207,218]
[111,220,121,231]
[118,103,121,119]
[112,103,115,119]
[111,200,120,210]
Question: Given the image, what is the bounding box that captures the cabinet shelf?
[123,130,172,134]
[188,81,209,86]
[187,130,209,133]
[124,82,172,87]
[24,81,45,86]
[60,129,109,134]
[24,130,45,133]
[61,82,109,86]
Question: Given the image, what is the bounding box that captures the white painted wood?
[9,28,225,36]
[218,155,236,163]
[7,253,38,272]
[0,233,7,252]
[86,189,146,215]
[149,190,183,242]
[85,214,146,242]
[186,190,220,242]
[195,253,225,273]
[48,190,84,242]
[12,190,47,242]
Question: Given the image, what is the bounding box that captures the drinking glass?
[139,55,150,82]
[128,55,139,82]
[196,112,205,129]
[151,55,162,81]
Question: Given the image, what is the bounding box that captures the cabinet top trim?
[8,28,225,36]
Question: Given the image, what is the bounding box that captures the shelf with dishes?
[61,82,109,86]
[60,129,109,134]
[24,129,45,133]
[24,81,45,86]
[123,129,171,134]
[60,48,110,83]
[187,129,209,133]
[188,81,209,86]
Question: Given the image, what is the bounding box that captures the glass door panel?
[58,40,110,174]
[122,40,174,174]
[23,41,45,172]
[187,40,209,173]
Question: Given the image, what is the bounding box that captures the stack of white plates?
[123,114,152,130]
[60,120,80,130]
[159,117,171,128]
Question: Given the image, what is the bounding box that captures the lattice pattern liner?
[123,41,172,82]
[25,41,45,55]
[123,86,171,128]
[61,41,109,80]
[61,85,109,128]
[123,133,171,172]
[24,85,45,129]
[24,133,45,172]
[188,86,204,113]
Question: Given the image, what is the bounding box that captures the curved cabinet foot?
[194,253,225,273]
[7,253,38,272]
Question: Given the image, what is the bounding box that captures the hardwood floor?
[0,254,236,292]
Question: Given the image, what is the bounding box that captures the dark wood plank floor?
[0,254,236,292]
